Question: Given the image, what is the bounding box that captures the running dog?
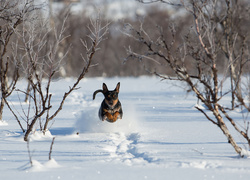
[93,82,123,123]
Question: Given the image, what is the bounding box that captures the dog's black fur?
[93,82,123,123]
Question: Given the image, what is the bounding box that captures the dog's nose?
[109,100,113,105]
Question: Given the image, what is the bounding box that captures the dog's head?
[103,82,120,107]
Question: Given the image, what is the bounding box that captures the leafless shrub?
[0,0,44,121]
[7,10,109,141]
[124,0,250,156]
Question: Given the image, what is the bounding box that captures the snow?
[1,77,250,179]
[0,120,8,126]
[27,159,61,172]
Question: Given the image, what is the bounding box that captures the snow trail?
[75,104,156,165]
[103,132,155,165]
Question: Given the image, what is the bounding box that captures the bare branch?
[195,105,218,125]
[136,0,182,6]
[49,137,56,160]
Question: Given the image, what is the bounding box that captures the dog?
[93,82,123,123]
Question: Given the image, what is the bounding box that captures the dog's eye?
[113,94,117,98]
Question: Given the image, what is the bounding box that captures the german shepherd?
[93,82,123,123]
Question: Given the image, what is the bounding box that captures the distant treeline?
[5,3,248,77]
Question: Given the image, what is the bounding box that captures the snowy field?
[1,77,250,179]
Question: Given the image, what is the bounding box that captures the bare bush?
[7,10,109,141]
[125,0,250,156]
[0,0,43,122]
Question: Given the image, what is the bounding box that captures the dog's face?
[103,82,120,107]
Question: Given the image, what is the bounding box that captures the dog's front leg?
[104,112,113,121]
[103,112,120,123]
[112,111,121,121]
[107,112,121,123]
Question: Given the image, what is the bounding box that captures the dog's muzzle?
[108,100,113,105]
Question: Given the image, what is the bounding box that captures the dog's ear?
[115,82,120,93]
[103,83,108,93]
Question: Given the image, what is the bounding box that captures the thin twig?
[49,137,56,160]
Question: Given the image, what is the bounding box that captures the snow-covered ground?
[1,77,250,179]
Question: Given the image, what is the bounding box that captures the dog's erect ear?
[103,83,108,93]
[115,82,120,93]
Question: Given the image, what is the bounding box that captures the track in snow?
[75,106,157,165]
[103,132,156,165]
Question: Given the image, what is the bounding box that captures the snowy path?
[103,132,155,165]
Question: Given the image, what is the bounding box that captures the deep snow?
[1,77,250,179]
